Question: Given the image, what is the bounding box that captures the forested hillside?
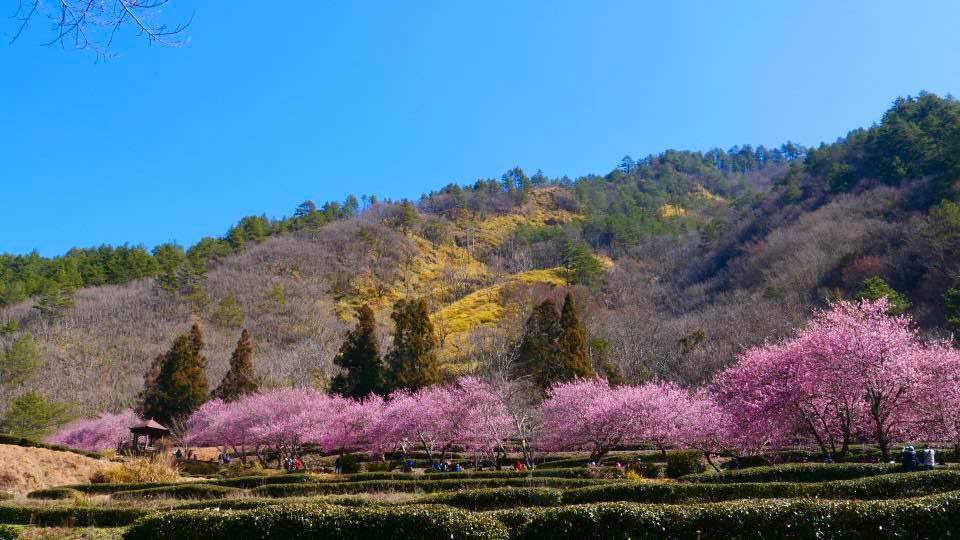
[2,93,959,429]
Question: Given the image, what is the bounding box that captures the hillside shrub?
[682,462,899,483]
[0,494,11,502]
[0,525,18,540]
[504,493,960,539]
[124,504,509,540]
[0,505,149,527]
[26,488,81,500]
[112,483,242,501]
[666,450,702,478]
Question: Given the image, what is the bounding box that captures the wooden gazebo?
[126,418,170,456]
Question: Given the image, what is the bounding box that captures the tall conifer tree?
[559,293,595,380]
[386,298,440,392]
[331,305,385,398]
[138,323,209,424]
[211,329,259,402]
[516,299,563,391]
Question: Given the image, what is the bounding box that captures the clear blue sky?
[2,0,958,256]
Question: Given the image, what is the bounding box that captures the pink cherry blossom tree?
[916,343,960,458]
[539,378,703,462]
[451,377,515,464]
[714,299,925,460]
[47,410,138,452]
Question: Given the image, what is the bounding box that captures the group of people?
[901,445,936,470]
[431,460,462,472]
[285,456,305,472]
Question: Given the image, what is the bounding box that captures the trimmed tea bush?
[124,504,509,540]
[339,453,363,474]
[0,505,150,527]
[212,472,317,489]
[682,462,899,483]
[420,488,564,510]
[112,484,242,501]
[26,488,81,500]
[251,477,600,497]
[666,450,702,478]
[64,481,188,494]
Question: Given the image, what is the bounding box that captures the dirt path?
[0,444,108,495]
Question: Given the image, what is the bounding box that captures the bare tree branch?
[9,0,189,57]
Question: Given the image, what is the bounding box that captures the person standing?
[921,445,935,470]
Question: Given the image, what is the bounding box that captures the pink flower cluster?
[47,410,138,452]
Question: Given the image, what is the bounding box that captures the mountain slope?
[2,93,960,419]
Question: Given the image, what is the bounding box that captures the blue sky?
[2,0,958,256]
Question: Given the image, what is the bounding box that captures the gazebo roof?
[129,418,169,433]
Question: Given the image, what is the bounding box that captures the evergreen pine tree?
[330,305,385,398]
[139,323,209,424]
[0,333,42,391]
[516,299,564,391]
[559,293,595,380]
[211,329,259,402]
[856,276,910,315]
[0,391,71,439]
[386,298,440,392]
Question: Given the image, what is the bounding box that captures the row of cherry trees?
[49,299,960,464]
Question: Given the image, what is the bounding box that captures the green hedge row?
[123,493,960,539]
[65,481,200,495]
[210,472,317,489]
[682,462,900,483]
[251,477,601,497]
[112,484,242,501]
[0,505,150,527]
[500,493,960,539]
[420,470,960,509]
[419,488,564,510]
[0,525,18,540]
[124,504,508,540]
[26,488,81,500]
[175,496,387,511]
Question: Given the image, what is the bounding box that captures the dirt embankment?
[0,444,107,495]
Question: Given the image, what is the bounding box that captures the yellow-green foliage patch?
[433,267,568,359]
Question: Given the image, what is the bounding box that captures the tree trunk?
[704,452,720,472]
